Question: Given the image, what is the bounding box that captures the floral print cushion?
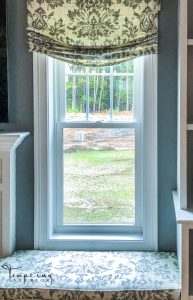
[0,251,180,299]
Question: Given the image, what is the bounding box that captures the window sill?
[39,232,151,251]
[50,232,143,241]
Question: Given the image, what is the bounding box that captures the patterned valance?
[27,0,160,66]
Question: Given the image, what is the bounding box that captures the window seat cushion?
[0,250,180,299]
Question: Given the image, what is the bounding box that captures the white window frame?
[33,53,158,251]
[56,61,141,233]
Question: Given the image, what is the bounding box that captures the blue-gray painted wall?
[158,0,178,250]
[0,0,34,249]
[0,0,178,251]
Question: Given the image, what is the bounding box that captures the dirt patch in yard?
[63,128,135,152]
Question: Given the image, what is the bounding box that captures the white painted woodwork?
[187,124,193,130]
[187,39,193,45]
[33,53,158,251]
[173,191,193,224]
[0,132,29,258]
[173,191,193,300]
[176,0,193,298]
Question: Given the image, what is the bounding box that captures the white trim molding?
[173,191,193,300]
[34,53,158,251]
[175,0,193,298]
[0,132,29,258]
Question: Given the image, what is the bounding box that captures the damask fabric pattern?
[27,0,160,65]
[0,250,180,299]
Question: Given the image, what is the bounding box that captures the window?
[34,53,157,250]
[60,62,137,227]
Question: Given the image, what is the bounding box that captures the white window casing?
[33,53,157,251]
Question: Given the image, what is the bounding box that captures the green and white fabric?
[27,0,160,65]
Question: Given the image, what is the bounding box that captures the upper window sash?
[53,59,142,123]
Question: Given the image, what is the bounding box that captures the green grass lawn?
[63,149,135,224]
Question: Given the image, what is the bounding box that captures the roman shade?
[27,0,160,66]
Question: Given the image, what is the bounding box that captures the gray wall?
[0,0,34,249]
[158,0,178,251]
[0,0,178,251]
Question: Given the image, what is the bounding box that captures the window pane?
[112,76,134,121]
[113,61,133,73]
[88,76,110,121]
[65,75,87,121]
[63,61,134,122]
[89,66,110,74]
[63,128,135,224]
[65,63,86,74]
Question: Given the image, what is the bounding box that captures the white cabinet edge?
[187,124,193,130]
[188,39,193,45]
[0,132,30,258]
[0,132,30,150]
[173,190,193,224]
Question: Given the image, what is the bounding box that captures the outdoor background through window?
[64,61,134,121]
[63,128,135,224]
[63,61,136,225]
